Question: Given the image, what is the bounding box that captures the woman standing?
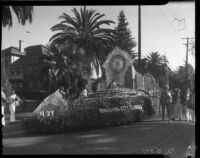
[173,88,182,120]
[187,88,195,123]
[1,87,7,126]
[170,88,176,120]
[180,88,190,120]
[7,89,22,123]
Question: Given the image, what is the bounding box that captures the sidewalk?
[4,112,32,124]
[2,113,195,156]
[4,111,188,123]
[2,112,191,140]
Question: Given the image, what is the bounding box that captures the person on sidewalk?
[187,87,195,123]
[1,87,7,126]
[7,89,22,123]
[172,88,182,121]
[160,84,172,122]
[170,88,176,120]
[181,88,190,120]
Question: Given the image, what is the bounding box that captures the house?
[1,45,52,100]
[1,46,25,89]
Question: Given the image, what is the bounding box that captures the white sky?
[1,2,195,71]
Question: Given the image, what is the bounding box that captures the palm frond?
[2,6,33,28]
[50,6,115,78]
[2,6,13,28]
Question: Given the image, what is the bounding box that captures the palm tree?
[133,58,148,75]
[49,6,116,77]
[145,52,169,87]
[2,6,33,28]
[37,44,89,100]
[146,52,168,65]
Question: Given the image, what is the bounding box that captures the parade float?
[22,47,157,134]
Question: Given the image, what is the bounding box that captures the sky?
[1,2,195,71]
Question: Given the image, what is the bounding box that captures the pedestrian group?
[160,84,195,123]
[1,83,195,126]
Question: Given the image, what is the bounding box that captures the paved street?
[2,113,195,157]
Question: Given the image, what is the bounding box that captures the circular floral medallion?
[109,55,126,73]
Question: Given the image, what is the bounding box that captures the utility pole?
[181,37,194,82]
[138,5,141,65]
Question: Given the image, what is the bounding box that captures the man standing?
[160,84,172,122]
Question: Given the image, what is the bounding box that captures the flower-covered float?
[22,47,157,134]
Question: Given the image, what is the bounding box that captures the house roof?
[24,44,53,56]
[1,46,26,56]
[2,45,53,66]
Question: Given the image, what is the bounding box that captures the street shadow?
[3,118,195,155]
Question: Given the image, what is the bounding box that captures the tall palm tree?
[49,6,116,77]
[145,52,169,86]
[2,6,33,28]
[133,58,148,75]
[146,52,168,65]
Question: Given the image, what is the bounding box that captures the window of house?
[16,83,19,88]
[11,56,19,63]
[27,64,33,75]
[10,68,15,76]
[16,65,21,75]
[34,65,38,73]
[12,83,16,88]
[17,83,21,88]
[29,81,34,88]
[5,60,9,68]
[20,83,23,88]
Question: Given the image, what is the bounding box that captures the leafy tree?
[189,40,195,56]
[37,44,89,100]
[168,63,194,91]
[168,69,181,90]
[49,7,116,77]
[177,63,194,82]
[2,6,33,28]
[114,10,136,58]
[177,63,194,90]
